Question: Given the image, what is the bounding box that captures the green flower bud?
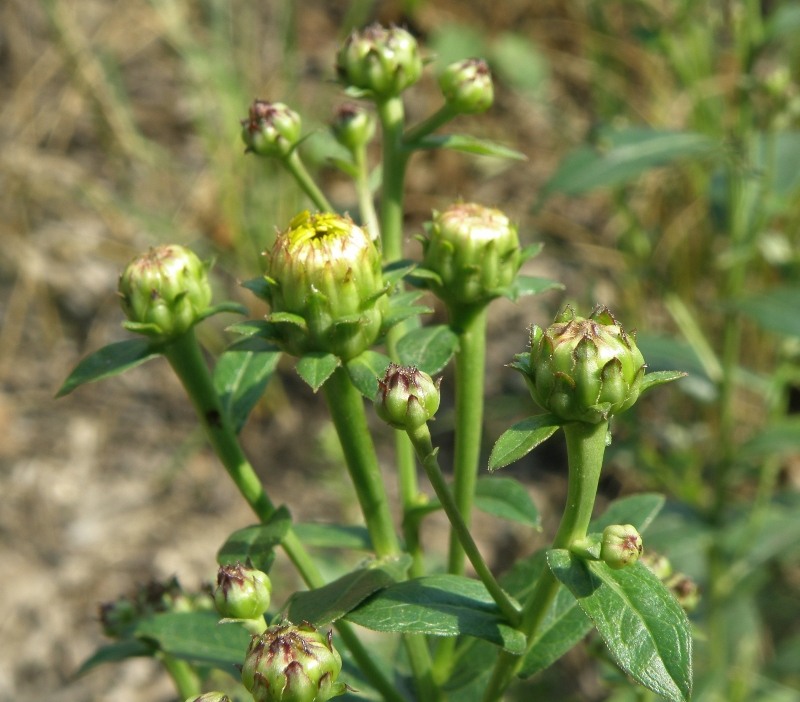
[600,524,643,570]
[523,306,646,423]
[265,211,387,360]
[242,622,346,702]
[213,562,272,620]
[438,58,494,114]
[420,202,521,307]
[375,363,441,430]
[242,100,302,158]
[330,103,376,154]
[336,24,423,99]
[118,245,212,341]
[665,573,700,613]
[185,694,232,702]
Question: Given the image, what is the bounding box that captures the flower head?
[438,58,494,114]
[213,562,272,620]
[242,100,302,158]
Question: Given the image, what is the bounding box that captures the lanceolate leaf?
[213,347,280,433]
[216,506,292,572]
[590,493,666,534]
[488,414,561,471]
[396,324,459,375]
[346,575,526,653]
[56,339,162,397]
[74,639,155,677]
[640,370,687,393]
[292,523,372,550]
[296,352,340,392]
[474,476,541,528]
[547,550,692,702]
[412,134,527,161]
[346,350,392,399]
[501,275,564,302]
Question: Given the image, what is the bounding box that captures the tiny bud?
[213,562,272,620]
[600,524,643,570]
[242,100,302,158]
[665,573,700,613]
[330,103,376,154]
[336,24,423,99]
[375,364,441,431]
[438,58,494,114]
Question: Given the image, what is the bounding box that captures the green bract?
[264,211,387,360]
[118,244,212,341]
[213,562,272,620]
[420,202,521,307]
[185,694,232,702]
[336,24,423,99]
[438,58,494,114]
[241,623,346,702]
[242,100,302,158]
[375,363,441,430]
[522,306,646,424]
[600,524,643,569]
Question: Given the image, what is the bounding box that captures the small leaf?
[502,275,564,302]
[590,493,666,534]
[226,319,273,337]
[346,350,392,399]
[288,555,412,626]
[292,523,372,550]
[241,277,271,301]
[640,370,687,393]
[57,339,162,397]
[296,352,340,392]
[474,476,541,528]
[412,134,527,161]
[213,348,280,433]
[488,414,561,471]
[135,611,250,671]
[548,550,692,702]
[74,639,155,677]
[519,243,544,262]
[396,324,459,375]
[346,575,526,653]
[266,311,308,329]
[216,506,292,572]
[383,260,417,287]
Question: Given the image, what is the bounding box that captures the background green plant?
[3,0,800,700]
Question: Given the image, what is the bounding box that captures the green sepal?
[122,320,164,337]
[519,242,544,262]
[407,265,444,288]
[547,550,693,702]
[396,324,459,375]
[56,339,163,398]
[498,275,564,302]
[216,506,292,573]
[266,310,308,330]
[488,413,562,471]
[383,259,417,287]
[410,133,527,161]
[241,276,272,302]
[296,352,340,392]
[287,554,412,626]
[226,319,273,337]
[640,370,688,393]
[346,350,392,399]
[507,352,532,375]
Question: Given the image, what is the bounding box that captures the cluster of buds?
[213,562,272,621]
[241,622,346,702]
[242,100,303,159]
[419,202,522,308]
[375,364,441,431]
[336,24,423,99]
[263,211,387,360]
[438,58,494,114]
[118,244,213,342]
[519,306,646,424]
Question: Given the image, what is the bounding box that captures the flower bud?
[118,244,212,341]
[600,524,643,570]
[522,306,646,424]
[330,103,376,154]
[264,211,387,360]
[420,202,521,307]
[213,562,272,620]
[375,364,441,431]
[185,694,232,702]
[665,573,700,613]
[336,24,423,99]
[241,622,346,702]
[438,58,494,114]
[242,100,302,158]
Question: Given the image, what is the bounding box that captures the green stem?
[404,104,458,146]
[482,420,609,702]
[407,423,521,625]
[163,331,406,702]
[376,95,408,262]
[322,366,400,557]
[283,148,334,212]
[160,653,201,699]
[353,141,381,240]
[447,304,488,575]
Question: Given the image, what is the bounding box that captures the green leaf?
[57,339,162,397]
[548,550,692,702]
[346,350,392,399]
[241,277,271,301]
[213,347,280,433]
[135,611,250,671]
[216,506,292,572]
[74,639,155,677]
[288,555,412,626]
[739,417,800,462]
[295,352,340,392]
[501,275,564,302]
[541,127,717,199]
[413,134,527,161]
[292,523,372,550]
[490,32,549,98]
[383,260,417,287]
[474,476,541,528]
[640,370,687,393]
[591,493,666,534]
[488,414,561,471]
[346,575,526,653]
[226,319,273,337]
[735,287,800,339]
[396,324,459,375]
[442,639,497,701]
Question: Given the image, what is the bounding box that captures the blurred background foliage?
[2,0,800,700]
